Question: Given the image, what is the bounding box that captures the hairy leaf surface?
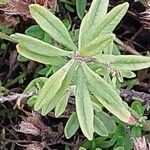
[34,59,75,112]
[16,44,66,66]
[94,54,150,71]
[79,0,109,48]
[76,66,94,140]
[29,4,77,51]
[11,33,73,57]
[41,61,76,116]
[86,2,129,44]
[81,62,136,124]
[55,89,70,117]
[79,34,115,56]
[65,112,79,139]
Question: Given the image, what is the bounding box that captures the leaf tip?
[128,115,137,125]
[122,2,129,10]
[29,4,40,12]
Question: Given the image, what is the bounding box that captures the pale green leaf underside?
[79,0,109,49]
[79,34,115,56]
[34,59,75,112]
[55,89,70,117]
[40,60,76,116]
[29,4,77,51]
[65,112,79,139]
[86,2,129,44]
[94,54,150,71]
[11,33,73,57]
[81,62,136,124]
[81,62,123,105]
[16,44,66,66]
[76,66,94,140]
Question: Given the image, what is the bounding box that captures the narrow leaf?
[79,34,115,56]
[34,59,75,112]
[79,0,109,48]
[41,60,76,116]
[55,89,70,117]
[76,0,87,19]
[81,62,136,125]
[11,33,73,57]
[65,112,79,139]
[29,4,77,51]
[94,54,150,71]
[95,111,116,134]
[86,2,129,44]
[94,115,108,137]
[16,44,66,66]
[76,66,94,140]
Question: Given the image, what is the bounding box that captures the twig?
[115,37,141,55]
[0,92,35,103]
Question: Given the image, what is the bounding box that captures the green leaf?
[25,25,52,43]
[55,89,70,117]
[86,2,129,44]
[76,66,94,140]
[81,62,136,125]
[120,70,136,78]
[11,33,73,57]
[65,112,79,139]
[131,126,141,138]
[94,54,150,71]
[79,34,115,56]
[40,60,76,116]
[79,147,87,150]
[79,0,109,48]
[24,77,48,93]
[131,101,144,117]
[34,59,75,113]
[27,96,38,107]
[16,44,66,66]
[96,138,116,148]
[94,115,108,137]
[76,0,87,19]
[29,4,77,51]
[95,111,116,134]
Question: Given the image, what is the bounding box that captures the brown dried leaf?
[15,111,60,142]
[17,121,41,136]
[0,0,57,26]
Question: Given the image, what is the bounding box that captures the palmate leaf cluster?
[10,0,150,140]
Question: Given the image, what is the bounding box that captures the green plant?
[76,0,87,19]
[80,101,148,150]
[9,0,150,140]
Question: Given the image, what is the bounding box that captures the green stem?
[0,32,16,43]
